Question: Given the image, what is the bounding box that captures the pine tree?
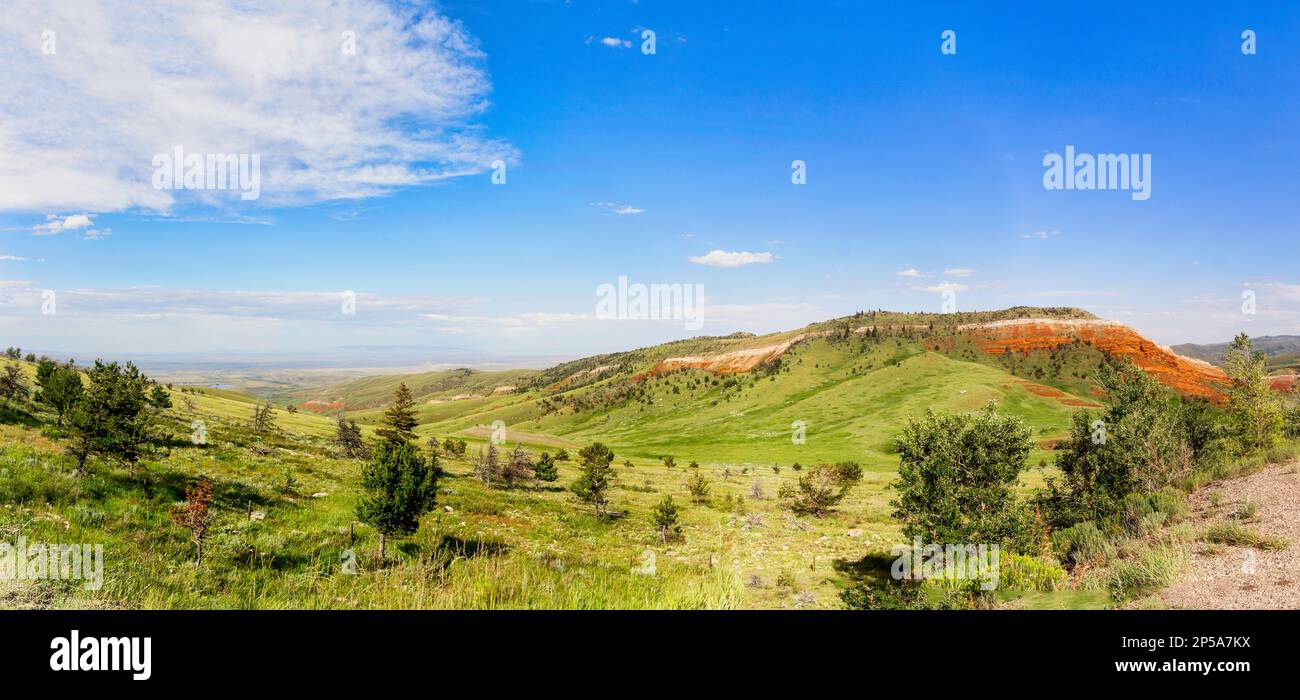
[35,359,73,421]
[686,468,711,504]
[355,440,438,560]
[376,382,418,445]
[534,451,559,482]
[571,442,615,518]
[334,418,369,459]
[66,361,155,475]
[473,443,501,486]
[0,362,30,405]
[652,494,682,543]
[502,444,534,488]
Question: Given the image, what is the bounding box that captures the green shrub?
[840,579,966,610]
[1039,361,1194,527]
[999,553,1067,592]
[1052,521,1112,567]
[891,402,1032,545]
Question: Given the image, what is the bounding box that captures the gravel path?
[1159,462,1300,609]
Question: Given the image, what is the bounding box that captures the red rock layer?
[958,319,1227,401]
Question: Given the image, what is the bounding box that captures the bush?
[1040,361,1195,527]
[891,403,1032,545]
[999,554,1067,592]
[1052,521,1112,567]
[840,579,967,610]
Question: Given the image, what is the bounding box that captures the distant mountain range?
[1172,336,1300,372]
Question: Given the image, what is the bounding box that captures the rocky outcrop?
[651,332,824,374]
[958,318,1227,400]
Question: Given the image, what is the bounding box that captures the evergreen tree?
[66,361,154,475]
[376,382,418,445]
[473,443,501,486]
[334,418,369,459]
[571,442,615,518]
[355,440,438,560]
[534,451,559,482]
[686,468,711,504]
[652,494,682,542]
[0,362,31,405]
[502,444,534,488]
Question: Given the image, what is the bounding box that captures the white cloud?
[0,255,27,262]
[688,250,775,268]
[895,268,924,278]
[0,1,514,214]
[1023,230,1061,240]
[598,37,632,48]
[590,201,645,215]
[943,268,976,277]
[33,213,95,235]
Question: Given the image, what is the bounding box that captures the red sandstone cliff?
[956,318,1227,400]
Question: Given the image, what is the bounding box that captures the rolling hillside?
[291,307,1222,472]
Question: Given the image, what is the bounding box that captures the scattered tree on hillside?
[170,479,216,565]
[251,401,277,434]
[443,437,468,457]
[35,360,83,426]
[335,418,369,459]
[67,361,156,476]
[534,451,559,482]
[148,383,173,414]
[652,494,682,543]
[355,440,438,560]
[662,455,676,469]
[1223,333,1284,454]
[0,362,30,405]
[555,448,570,462]
[376,382,419,446]
[686,468,711,504]
[892,403,1029,540]
[502,445,534,488]
[788,462,864,518]
[571,442,616,518]
[473,443,501,487]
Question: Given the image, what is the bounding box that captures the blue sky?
[1,0,1298,360]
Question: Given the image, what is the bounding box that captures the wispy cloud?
[1023,230,1061,240]
[0,255,27,262]
[590,201,645,215]
[590,36,632,48]
[895,268,925,278]
[688,250,774,268]
[943,268,976,277]
[0,1,515,214]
